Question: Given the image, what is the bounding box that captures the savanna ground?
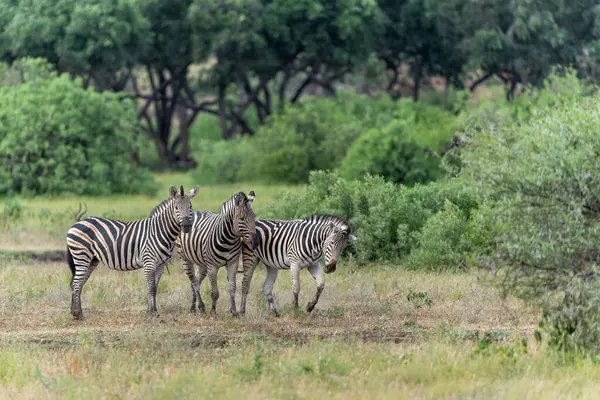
[1,174,599,399]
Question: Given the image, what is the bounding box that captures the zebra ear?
[188,185,199,199]
[247,190,255,205]
[169,186,178,198]
[348,234,357,242]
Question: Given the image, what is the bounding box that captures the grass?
[1,256,598,399]
[0,172,302,251]
[1,180,600,398]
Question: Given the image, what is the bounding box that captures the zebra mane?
[220,192,248,214]
[149,197,173,218]
[302,214,350,232]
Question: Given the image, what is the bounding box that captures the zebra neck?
[216,211,239,247]
[151,203,181,242]
[312,223,332,250]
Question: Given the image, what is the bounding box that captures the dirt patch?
[0,249,66,263]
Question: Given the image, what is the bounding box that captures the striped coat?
[66,185,198,319]
[170,191,256,316]
[240,214,356,315]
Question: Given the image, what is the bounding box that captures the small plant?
[233,343,264,382]
[407,288,433,310]
[2,199,23,221]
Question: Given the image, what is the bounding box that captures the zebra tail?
[74,203,88,222]
[67,247,76,287]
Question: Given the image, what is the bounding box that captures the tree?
[456,0,600,99]
[131,0,225,168]
[458,73,600,352]
[189,0,384,139]
[376,0,468,101]
[2,0,149,90]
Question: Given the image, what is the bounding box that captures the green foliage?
[406,200,469,270]
[192,137,257,184]
[265,171,478,267]
[339,100,458,185]
[541,278,600,355]
[407,288,433,310]
[454,0,600,92]
[2,0,149,90]
[457,82,600,352]
[200,92,396,184]
[0,59,156,196]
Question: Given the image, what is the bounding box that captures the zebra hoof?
[230,311,239,317]
[306,303,316,313]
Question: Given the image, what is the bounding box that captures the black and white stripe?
[157,191,257,316]
[240,214,356,315]
[66,185,199,319]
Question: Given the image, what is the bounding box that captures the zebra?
[239,214,357,316]
[152,191,257,316]
[66,185,199,319]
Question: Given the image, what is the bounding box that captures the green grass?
[0,173,302,251]
[0,257,597,399]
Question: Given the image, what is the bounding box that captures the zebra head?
[169,185,199,234]
[323,221,357,274]
[229,190,257,250]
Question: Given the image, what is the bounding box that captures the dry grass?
[3,258,594,399]
[1,176,598,398]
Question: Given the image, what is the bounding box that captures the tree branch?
[469,71,494,92]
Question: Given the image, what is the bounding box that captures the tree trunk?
[176,105,197,168]
[412,62,423,102]
[218,84,233,139]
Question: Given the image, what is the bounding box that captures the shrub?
[252,91,396,184]
[339,100,458,185]
[265,171,478,267]
[0,59,156,196]
[406,199,469,270]
[192,136,257,184]
[457,89,600,353]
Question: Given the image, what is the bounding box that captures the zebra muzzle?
[182,218,192,233]
[325,262,337,274]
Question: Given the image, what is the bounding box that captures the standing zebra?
[239,214,356,316]
[66,185,199,319]
[154,191,257,316]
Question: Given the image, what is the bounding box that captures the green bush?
[339,100,458,185]
[406,200,469,270]
[457,86,600,353]
[265,171,478,267]
[252,91,396,184]
[0,59,156,196]
[192,136,257,184]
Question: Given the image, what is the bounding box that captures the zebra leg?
[240,253,257,316]
[182,259,199,312]
[155,263,166,287]
[225,257,239,316]
[144,264,159,316]
[306,262,325,313]
[208,265,220,314]
[291,264,301,309]
[263,266,279,316]
[196,264,208,313]
[70,257,98,320]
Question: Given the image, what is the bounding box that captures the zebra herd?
[66,185,356,319]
